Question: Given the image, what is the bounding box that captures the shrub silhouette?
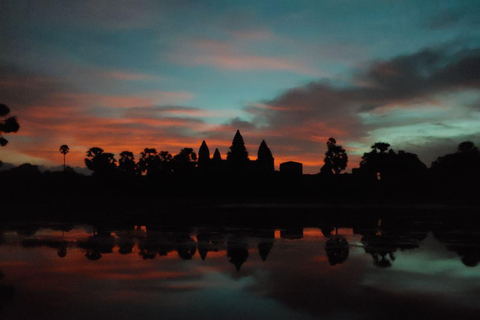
[172,148,197,175]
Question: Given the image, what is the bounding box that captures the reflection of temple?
[256,229,275,262]
[281,228,303,240]
[197,228,225,260]
[226,231,250,271]
[227,242,249,271]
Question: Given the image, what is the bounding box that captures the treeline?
[1,128,479,206]
[79,130,271,177]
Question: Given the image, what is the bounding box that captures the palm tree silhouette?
[59,145,70,171]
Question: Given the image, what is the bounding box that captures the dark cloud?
[425,7,480,30]
[425,11,464,29]
[227,117,258,131]
[258,46,480,122]
[0,61,74,109]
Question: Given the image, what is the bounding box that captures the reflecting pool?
[1,214,480,319]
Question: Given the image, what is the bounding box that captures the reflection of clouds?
[1,225,480,319]
[246,235,480,320]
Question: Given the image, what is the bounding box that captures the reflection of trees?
[137,228,173,260]
[362,226,396,268]
[15,225,40,236]
[175,235,197,260]
[137,226,197,260]
[360,218,427,268]
[0,271,14,315]
[117,237,135,255]
[57,246,67,258]
[325,228,349,266]
[78,227,115,261]
[434,226,480,267]
[21,239,72,258]
[115,227,137,255]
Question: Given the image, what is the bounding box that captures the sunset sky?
[1,0,480,173]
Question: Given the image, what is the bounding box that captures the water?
[1,215,480,320]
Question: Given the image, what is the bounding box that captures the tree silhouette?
[458,141,476,153]
[138,148,174,176]
[172,148,197,175]
[85,147,117,176]
[371,142,390,153]
[431,141,480,182]
[359,143,391,180]
[257,140,274,173]
[359,142,426,181]
[0,104,20,147]
[320,138,348,175]
[138,148,161,176]
[227,130,249,173]
[119,151,137,175]
[159,151,172,162]
[59,145,70,171]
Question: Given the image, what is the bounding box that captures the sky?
[1,0,480,173]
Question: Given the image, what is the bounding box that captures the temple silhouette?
[1,128,480,207]
[197,130,277,176]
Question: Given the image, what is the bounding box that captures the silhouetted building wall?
[280,161,303,176]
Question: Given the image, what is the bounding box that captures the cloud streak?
[170,37,313,74]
